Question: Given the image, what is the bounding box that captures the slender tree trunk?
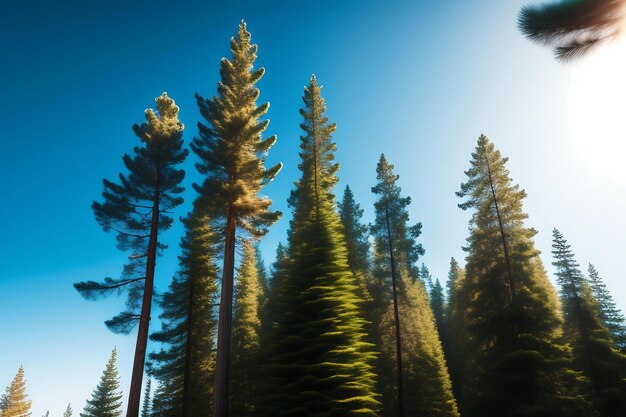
[126,175,160,417]
[182,274,195,417]
[212,208,237,417]
[485,155,516,303]
[385,202,405,417]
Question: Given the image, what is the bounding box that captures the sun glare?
[568,33,626,183]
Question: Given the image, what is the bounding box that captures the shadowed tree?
[552,229,626,416]
[518,0,626,61]
[191,21,282,417]
[80,348,123,417]
[141,380,151,417]
[262,76,381,416]
[73,93,187,417]
[457,135,591,417]
[587,263,626,351]
[0,367,32,417]
[430,278,445,332]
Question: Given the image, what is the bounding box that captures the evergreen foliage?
[371,154,458,417]
[587,263,626,351]
[419,264,433,288]
[140,380,151,417]
[63,404,72,417]
[80,349,123,417]
[338,185,372,285]
[457,134,590,417]
[192,21,282,416]
[0,367,32,417]
[230,240,262,416]
[552,229,626,416]
[430,278,445,332]
[149,210,218,417]
[41,412,48,417]
[263,76,381,416]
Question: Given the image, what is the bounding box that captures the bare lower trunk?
[212,208,237,417]
[126,181,160,417]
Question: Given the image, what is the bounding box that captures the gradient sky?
[2,1,625,415]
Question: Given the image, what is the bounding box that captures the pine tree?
[552,229,626,416]
[149,210,218,417]
[338,185,372,288]
[141,380,151,417]
[263,76,380,416]
[371,154,458,417]
[63,404,72,417]
[0,367,31,417]
[230,240,262,416]
[419,263,433,288]
[81,348,123,417]
[430,278,445,333]
[74,93,187,417]
[192,21,282,417]
[587,263,626,351]
[456,134,590,417]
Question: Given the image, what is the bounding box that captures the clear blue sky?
[2,1,625,415]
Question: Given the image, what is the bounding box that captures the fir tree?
[230,240,262,416]
[552,229,626,416]
[141,380,151,417]
[371,154,458,417]
[192,21,282,417]
[588,263,626,351]
[338,185,372,286]
[263,76,380,416]
[74,93,187,417]
[419,263,433,288]
[0,367,31,417]
[63,404,72,417]
[81,348,123,417]
[430,278,445,332]
[149,210,218,417]
[457,134,590,417]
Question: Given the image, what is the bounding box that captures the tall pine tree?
[0,367,31,417]
[191,21,282,417]
[587,263,626,351]
[552,229,626,416]
[80,348,123,417]
[149,210,218,417]
[263,76,380,416]
[371,154,458,417]
[457,135,589,417]
[74,93,187,417]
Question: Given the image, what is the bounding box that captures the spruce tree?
[74,93,187,417]
[149,210,218,417]
[430,278,445,332]
[141,380,151,417]
[587,263,626,351]
[63,404,72,417]
[80,348,123,417]
[552,229,626,416]
[191,21,282,417]
[457,134,590,417]
[371,154,458,417]
[0,367,31,417]
[263,76,380,416]
[230,240,262,416]
[338,185,372,289]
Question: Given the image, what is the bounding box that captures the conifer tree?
[41,412,48,417]
[149,210,218,417]
[552,229,626,416]
[419,263,433,288]
[63,404,72,417]
[191,21,282,417]
[587,263,626,351]
[230,240,262,416]
[263,76,380,416]
[74,93,187,417]
[81,348,123,417]
[141,380,151,417]
[371,154,458,417]
[338,185,372,286]
[0,367,31,417]
[430,278,445,332]
[457,134,590,417]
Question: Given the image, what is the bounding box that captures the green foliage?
[80,349,123,417]
[149,210,218,417]
[63,404,72,417]
[74,93,187,334]
[552,229,626,416]
[140,380,151,417]
[339,185,372,280]
[263,76,381,416]
[587,263,626,351]
[230,240,263,416]
[430,278,445,333]
[457,135,590,417]
[371,154,458,417]
[0,367,32,417]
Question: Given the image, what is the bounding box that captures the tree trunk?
[385,202,405,417]
[126,177,160,417]
[212,208,237,417]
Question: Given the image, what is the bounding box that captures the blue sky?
[2,0,625,415]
